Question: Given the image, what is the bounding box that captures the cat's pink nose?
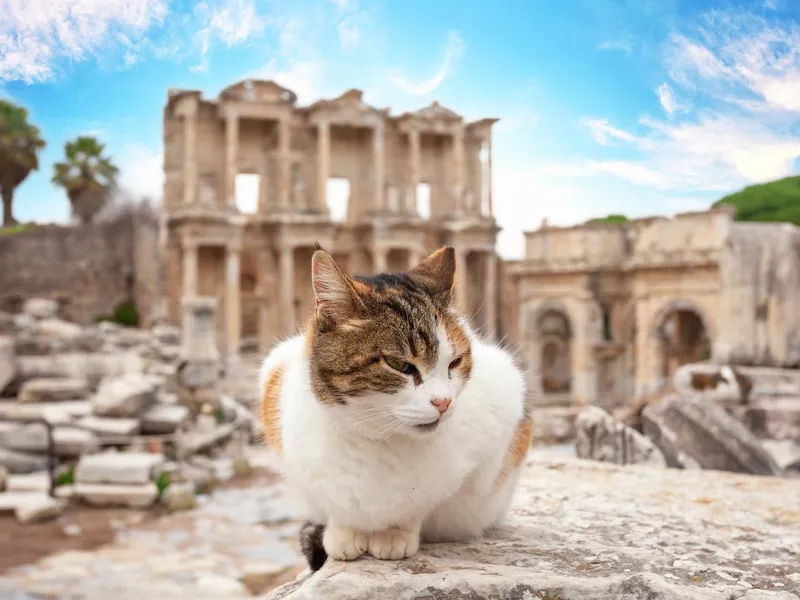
[430,397,452,415]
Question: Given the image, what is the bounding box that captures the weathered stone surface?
[642,394,783,475]
[0,448,48,474]
[530,404,578,445]
[77,415,141,438]
[15,352,145,389]
[18,377,88,403]
[23,298,58,320]
[575,405,666,466]
[0,465,7,491]
[92,373,159,417]
[762,439,800,474]
[0,335,14,393]
[15,495,66,524]
[152,324,181,346]
[177,423,236,458]
[268,457,800,600]
[240,563,296,595]
[139,403,189,434]
[75,482,159,508]
[0,492,48,513]
[75,451,164,485]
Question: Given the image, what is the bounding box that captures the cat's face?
[307,247,472,439]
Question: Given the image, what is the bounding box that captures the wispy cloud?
[387,31,465,96]
[544,9,800,199]
[117,143,164,202]
[0,0,168,82]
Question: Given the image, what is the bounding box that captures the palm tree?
[0,100,46,227]
[52,136,119,225]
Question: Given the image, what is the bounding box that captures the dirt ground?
[0,465,280,574]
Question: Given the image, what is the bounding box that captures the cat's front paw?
[367,527,420,560]
[323,523,368,561]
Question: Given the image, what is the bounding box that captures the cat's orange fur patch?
[494,416,533,488]
[261,366,285,454]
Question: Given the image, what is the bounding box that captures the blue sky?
[2,0,800,257]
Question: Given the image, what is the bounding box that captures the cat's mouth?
[414,420,440,433]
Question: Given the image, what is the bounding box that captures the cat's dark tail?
[299,521,328,572]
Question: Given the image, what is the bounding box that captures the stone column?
[373,246,388,274]
[486,132,493,217]
[224,244,241,364]
[279,246,295,334]
[317,120,330,212]
[373,122,385,213]
[183,102,197,204]
[455,247,469,315]
[182,241,198,297]
[225,109,239,207]
[256,248,272,351]
[408,127,421,215]
[452,126,465,214]
[278,116,291,211]
[484,251,497,340]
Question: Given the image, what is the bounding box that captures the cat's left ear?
[311,248,365,324]
[409,246,456,308]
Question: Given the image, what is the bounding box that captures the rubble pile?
[577,362,800,477]
[0,298,262,524]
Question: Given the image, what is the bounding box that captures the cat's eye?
[449,356,463,370]
[383,356,417,375]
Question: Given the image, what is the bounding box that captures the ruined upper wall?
[715,221,800,368]
[521,206,735,272]
[163,80,498,223]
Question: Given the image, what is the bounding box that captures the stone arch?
[524,300,574,395]
[650,298,714,383]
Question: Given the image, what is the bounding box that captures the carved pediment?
[308,89,385,121]
[411,101,463,123]
[219,79,297,105]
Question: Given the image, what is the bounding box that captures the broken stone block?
[37,318,83,341]
[15,352,145,390]
[16,496,67,524]
[75,451,164,485]
[6,471,51,493]
[575,405,666,467]
[74,482,158,508]
[0,466,7,491]
[152,324,181,346]
[161,482,196,511]
[733,397,800,441]
[0,492,48,513]
[0,335,14,394]
[18,377,88,403]
[1,423,98,456]
[0,448,48,474]
[530,405,578,445]
[0,399,92,424]
[642,393,783,476]
[114,328,154,349]
[177,423,236,458]
[23,298,58,320]
[92,372,159,418]
[762,439,800,474]
[77,416,141,439]
[139,403,189,434]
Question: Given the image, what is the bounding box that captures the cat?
[259,245,531,571]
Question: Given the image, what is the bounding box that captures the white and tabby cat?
[259,246,531,569]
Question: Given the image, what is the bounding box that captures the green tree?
[52,136,119,225]
[712,176,800,225]
[0,100,46,227]
[587,213,629,224]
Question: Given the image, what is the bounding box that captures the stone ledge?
[268,456,800,599]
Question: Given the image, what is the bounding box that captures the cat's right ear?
[409,246,456,308]
[311,249,365,324]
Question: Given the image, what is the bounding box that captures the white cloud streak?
[387,31,465,96]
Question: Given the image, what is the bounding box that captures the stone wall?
[0,207,162,327]
[716,222,800,368]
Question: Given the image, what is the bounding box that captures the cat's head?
[307,246,472,439]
